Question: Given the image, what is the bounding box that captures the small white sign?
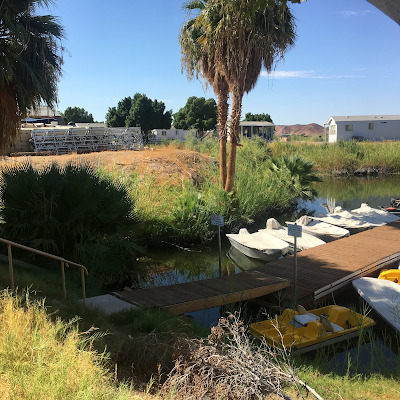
[288,223,302,237]
[211,215,224,226]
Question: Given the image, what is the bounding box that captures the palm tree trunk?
[225,88,243,192]
[218,90,229,188]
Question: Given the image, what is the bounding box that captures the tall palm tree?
[180,0,230,188]
[197,0,296,192]
[0,0,64,152]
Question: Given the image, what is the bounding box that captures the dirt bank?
[1,148,218,185]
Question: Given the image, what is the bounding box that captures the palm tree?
[197,0,297,192]
[0,0,64,152]
[180,0,230,188]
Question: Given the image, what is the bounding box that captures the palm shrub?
[0,162,143,286]
[268,154,322,200]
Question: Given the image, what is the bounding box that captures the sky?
[48,0,400,126]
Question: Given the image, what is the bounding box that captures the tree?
[196,0,296,192]
[0,0,64,152]
[61,107,94,124]
[244,113,274,123]
[105,94,172,140]
[173,96,217,138]
[180,0,230,188]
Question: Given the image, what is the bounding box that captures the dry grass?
[0,289,138,400]
[0,147,218,186]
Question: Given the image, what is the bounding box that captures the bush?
[0,162,143,285]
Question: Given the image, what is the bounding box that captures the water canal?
[134,175,400,373]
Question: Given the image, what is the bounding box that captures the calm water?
[134,175,400,329]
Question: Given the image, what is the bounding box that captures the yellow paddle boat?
[378,269,400,284]
[249,305,375,355]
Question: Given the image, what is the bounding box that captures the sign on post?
[211,214,224,226]
[288,223,302,237]
[288,223,302,308]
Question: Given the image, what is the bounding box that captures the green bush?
[0,162,143,285]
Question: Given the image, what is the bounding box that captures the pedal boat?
[249,305,375,355]
[378,269,400,284]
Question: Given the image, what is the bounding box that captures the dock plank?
[113,271,289,314]
[253,221,400,302]
[113,222,400,313]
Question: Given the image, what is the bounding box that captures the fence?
[0,238,88,305]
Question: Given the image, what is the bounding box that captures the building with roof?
[326,115,400,143]
[24,106,65,125]
[239,121,275,141]
[149,127,189,143]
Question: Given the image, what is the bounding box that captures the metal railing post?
[61,261,66,299]
[7,244,14,290]
[81,268,86,306]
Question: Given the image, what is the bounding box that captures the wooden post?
[7,244,14,290]
[81,268,86,306]
[61,261,66,299]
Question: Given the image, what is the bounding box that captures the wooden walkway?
[113,221,400,314]
[254,220,400,304]
[113,270,289,314]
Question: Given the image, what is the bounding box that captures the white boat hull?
[226,229,289,262]
[352,277,400,333]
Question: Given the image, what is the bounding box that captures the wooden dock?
[113,221,400,314]
[253,220,400,304]
[113,270,289,314]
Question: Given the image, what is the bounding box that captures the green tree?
[106,94,172,140]
[196,0,296,192]
[244,113,274,123]
[0,0,64,152]
[173,96,217,138]
[61,107,94,124]
[180,0,230,187]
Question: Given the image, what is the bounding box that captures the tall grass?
[267,140,400,174]
[0,289,136,400]
[118,138,307,244]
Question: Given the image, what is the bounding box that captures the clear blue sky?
[50,0,400,126]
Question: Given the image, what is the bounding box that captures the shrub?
[0,162,143,285]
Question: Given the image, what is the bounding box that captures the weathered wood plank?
[113,272,289,312]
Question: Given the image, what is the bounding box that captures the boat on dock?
[311,211,372,234]
[352,276,400,332]
[249,305,375,355]
[258,218,326,253]
[226,228,289,261]
[380,199,400,215]
[227,245,265,271]
[288,215,350,242]
[378,269,400,283]
[350,203,400,224]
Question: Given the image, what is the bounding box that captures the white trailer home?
[326,115,400,143]
[149,127,189,143]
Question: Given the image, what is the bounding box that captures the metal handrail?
[0,237,88,305]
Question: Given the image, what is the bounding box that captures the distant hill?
[274,123,324,137]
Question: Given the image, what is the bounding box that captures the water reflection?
[133,241,240,289]
[302,175,400,214]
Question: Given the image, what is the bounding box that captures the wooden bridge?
[113,221,400,314]
[113,270,289,315]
